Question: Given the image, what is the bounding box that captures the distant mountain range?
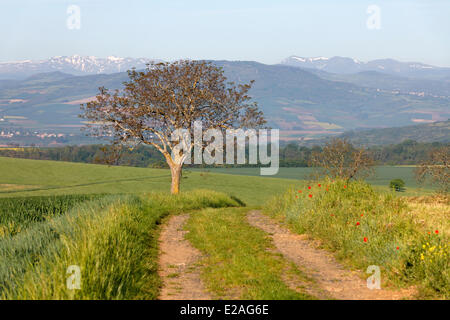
[339,120,450,146]
[0,56,449,142]
[2,54,449,81]
[280,56,450,80]
[0,55,160,80]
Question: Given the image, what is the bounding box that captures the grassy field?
[1,190,240,299]
[0,157,297,206]
[190,166,436,195]
[0,156,447,300]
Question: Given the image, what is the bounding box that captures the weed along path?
[247,211,416,300]
[158,214,212,300]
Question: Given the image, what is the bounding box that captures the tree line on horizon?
[0,139,447,168]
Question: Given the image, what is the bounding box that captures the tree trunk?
[170,163,182,194]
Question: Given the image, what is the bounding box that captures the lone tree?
[81,60,265,194]
[416,145,449,193]
[309,138,374,181]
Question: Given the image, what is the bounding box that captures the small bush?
[390,179,406,192]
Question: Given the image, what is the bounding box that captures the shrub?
[390,179,406,192]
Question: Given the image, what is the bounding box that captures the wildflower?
[344,185,347,189]
[308,194,313,198]
[356,222,360,226]
[363,237,368,242]
[420,253,424,260]
[361,214,364,217]
[396,246,399,250]
[435,230,439,234]
[326,188,329,191]
[331,214,335,217]
[318,184,321,187]
[298,190,302,193]
[308,186,311,190]
[296,196,298,199]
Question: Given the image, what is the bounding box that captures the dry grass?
[403,195,450,238]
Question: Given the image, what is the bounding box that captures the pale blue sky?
[1,0,449,66]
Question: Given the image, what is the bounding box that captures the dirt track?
[247,210,416,300]
[158,214,211,300]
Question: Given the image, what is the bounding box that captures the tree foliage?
[309,138,374,180]
[416,145,449,193]
[81,60,265,193]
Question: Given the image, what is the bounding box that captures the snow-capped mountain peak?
[0,55,161,79]
[281,55,448,77]
[288,56,329,63]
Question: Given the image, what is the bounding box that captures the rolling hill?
[0,57,449,141]
[339,120,450,146]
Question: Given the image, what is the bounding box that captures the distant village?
[0,125,91,147]
[0,129,67,139]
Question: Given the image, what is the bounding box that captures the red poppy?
[363,237,368,242]
[318,184,321,187]
[298,190,302,193]
[330,214,334,217]
[326,188,329,191]
[361,214,364,217]
[296,196,298,198]
[396,246,399,250]
[308,194,313,198]
[308,186,311,190]
[428,231,431,235]
[356,222,360,226]
[435,230,439,234]
[344,185,347,189]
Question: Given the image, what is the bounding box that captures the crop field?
[0,156,448,300]
[0,191,241,299]
[0,157,296,205]
[0,194,103,237]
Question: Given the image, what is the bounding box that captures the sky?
[1,0,449,66]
